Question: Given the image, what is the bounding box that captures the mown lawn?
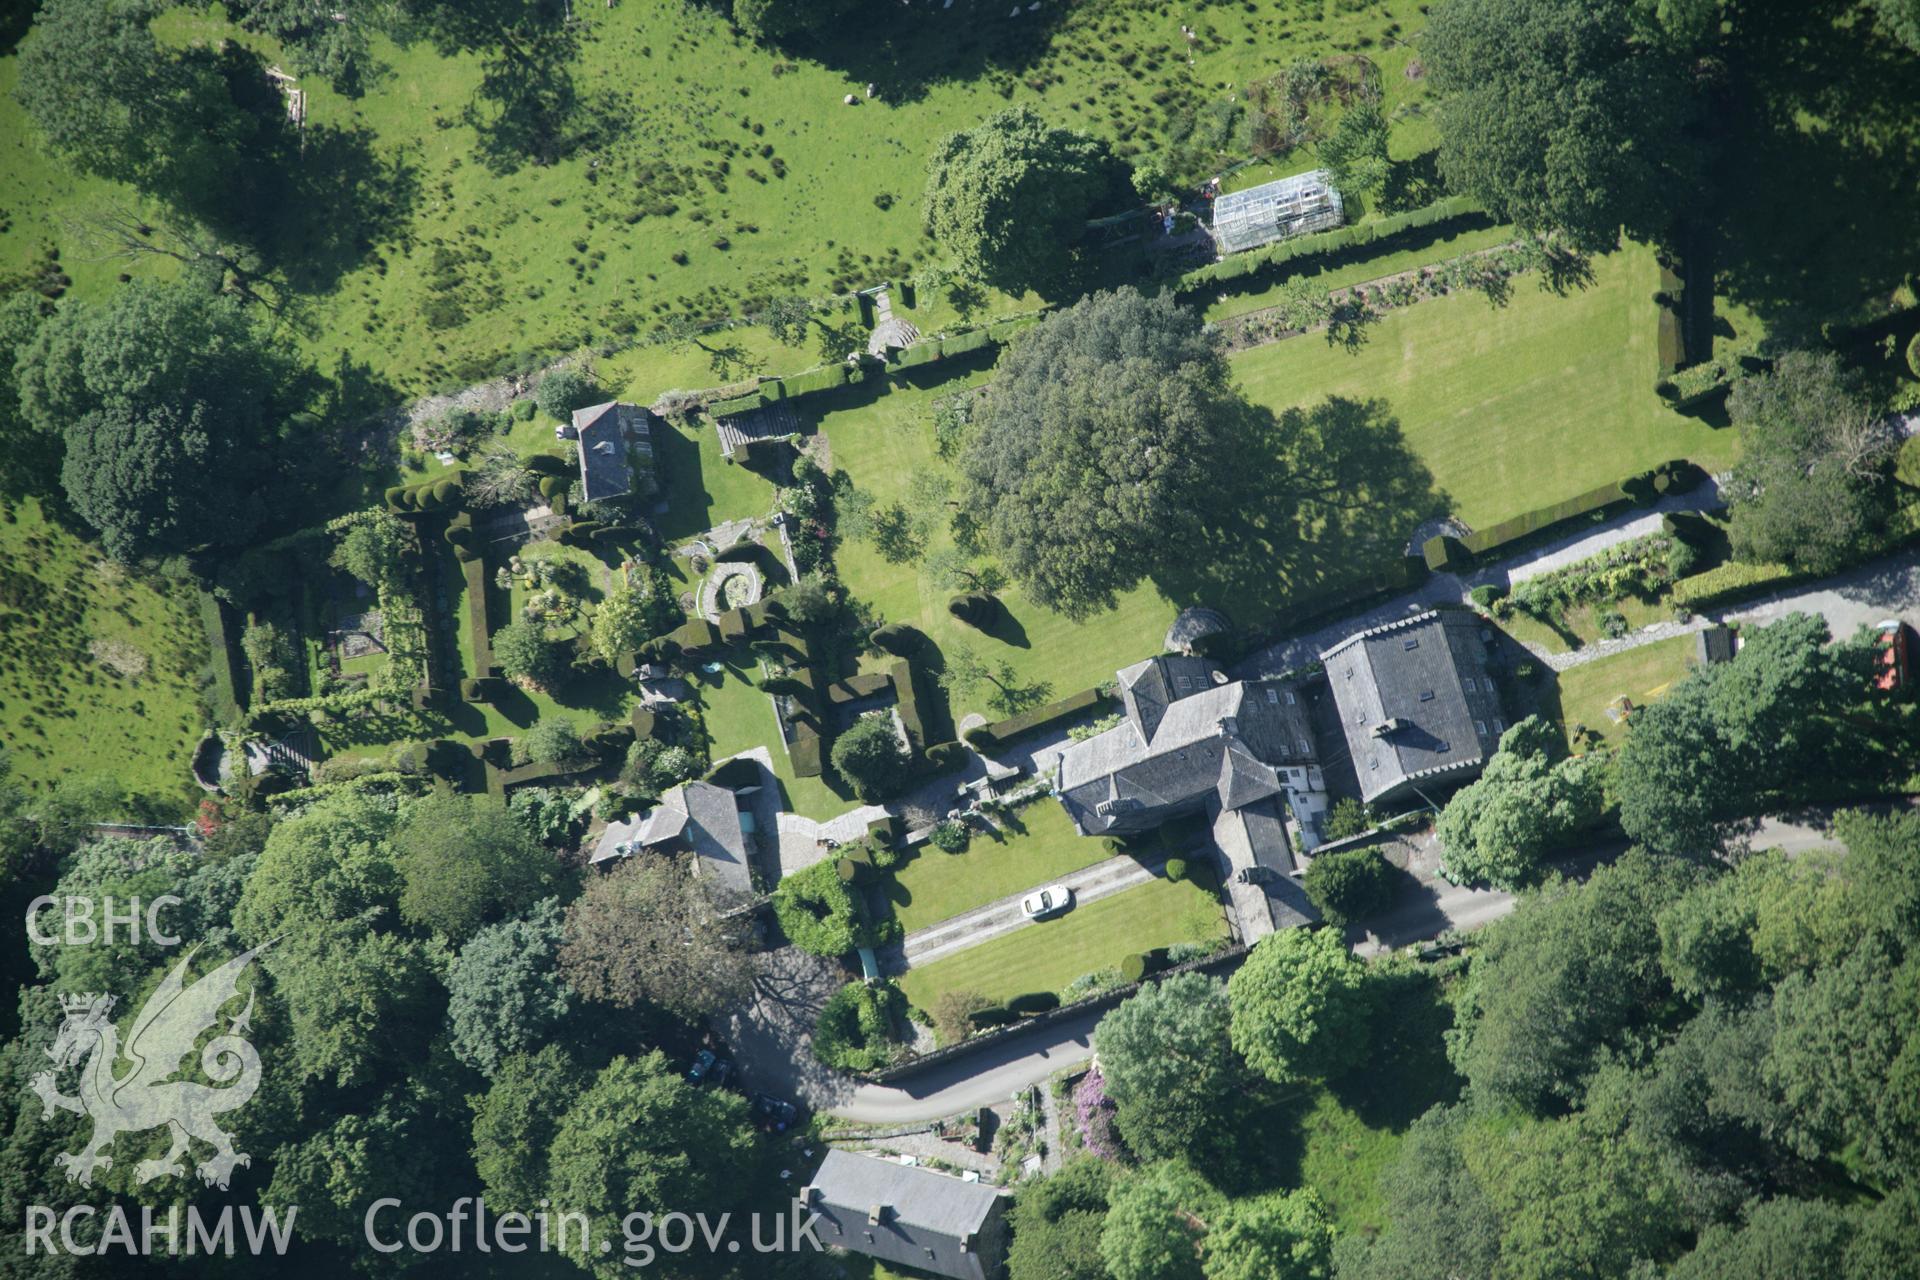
[896,876,1228,1012]
[883,801,1113,933]
[1546,633,1700,749]
[1229,244,1742,529]
[0,498,207,816]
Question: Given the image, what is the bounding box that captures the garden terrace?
[894,875,1228,1013]
[693,642,851,821]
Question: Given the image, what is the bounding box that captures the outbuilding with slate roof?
[589,780,752,896]
[803,1150,1010,1280]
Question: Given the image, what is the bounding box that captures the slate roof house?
[1055,654,1318,838]
[588,780,752,896]
[1320,610,1503,805]
[803,1150,1010,1280]
[1054,654,1321,937]
[567,401,654,505]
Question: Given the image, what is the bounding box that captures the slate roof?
[1696,625,1737,665]
[572,401,641,503]
[1213,796,1319,938]
[589,781,751,895]
[1057,657,1317,836]
[1117,654,1225,742]
[805,1150,1009,1280]
[1320,610,1501,804]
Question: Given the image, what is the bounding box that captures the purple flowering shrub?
[1073,1066,1124,1161]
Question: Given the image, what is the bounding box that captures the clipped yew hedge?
[970,687,1106,750]
[1178,195,1485,291]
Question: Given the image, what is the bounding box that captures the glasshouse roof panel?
[1211,169,1346,256]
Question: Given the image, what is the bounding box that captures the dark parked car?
[749,1093,797,1132]
[709,1059,735,1089]
[685,1049,717,1085]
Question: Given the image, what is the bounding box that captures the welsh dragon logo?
[30,943,269,1190]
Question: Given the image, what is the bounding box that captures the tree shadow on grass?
[267,123,422,296]
[1327,966,1464,1133]
[1153,395,1450,622]
[762,0,1070,107]
[650,422,730,543]
[1711,10,1920,339]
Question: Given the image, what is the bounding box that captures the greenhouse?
[1211,169,1345,256]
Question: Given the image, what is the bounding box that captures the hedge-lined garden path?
[892,853,1167,970]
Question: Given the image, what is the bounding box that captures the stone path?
[894,854,1164,970]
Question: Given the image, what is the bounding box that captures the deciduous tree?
[1227,928,1373,1084]
[1435,716,1605,888]
[545,1051,758,1275]
[1009,1159,1114,1280]
[16,0,292,236]
[1725,351,1896,574]
[472,1044,591,1210]
[1095,972,1240,1161]
[1202,1189,1334,1280]
[924,108,1119,293]
[1423,0,1699,251]
[558,858,753,1020]
[494,621,571,689]
[1446,851,1704,1112]
[17,282,297,560]
[1301,847,1396,925]
[1316,99,1390,203]
[394,792,558,943]
[830,712,913,802]
[959,289,1232,618]
[1100,1161,1221,1280]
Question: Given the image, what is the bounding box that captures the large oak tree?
[959,288,1233,618]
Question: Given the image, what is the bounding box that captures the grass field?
[0,499,207,816]
[883,802,1113,932]
[1229,244,1742,528]
[0,1,1444,403]
[1546,633,1700,750]
[896,876,1228,1011]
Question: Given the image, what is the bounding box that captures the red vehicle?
[1874,620,1912,692]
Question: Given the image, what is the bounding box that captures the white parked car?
[1021,885,1073,919]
